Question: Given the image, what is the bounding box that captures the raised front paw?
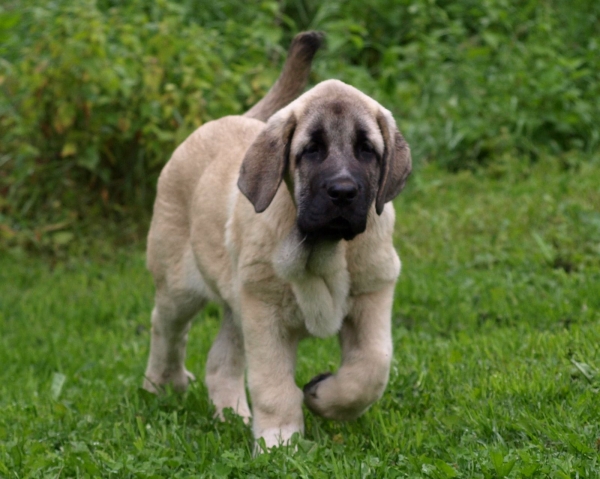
[303,371,380,421]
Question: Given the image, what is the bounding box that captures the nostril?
[327,181,358,204]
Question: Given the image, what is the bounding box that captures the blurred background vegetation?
[1,0,599,254]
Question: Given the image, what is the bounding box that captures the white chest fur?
[273,228,350,338]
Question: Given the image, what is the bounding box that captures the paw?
[303,372,333,400]
[254,426,303,454]
[303,372,337,417]
[303,372,368,420]
[212,399,252,424]
[206,374,252,423]
[143,367,196,394]
[181,368,196,389]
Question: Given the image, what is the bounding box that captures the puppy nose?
[327,179,358,206]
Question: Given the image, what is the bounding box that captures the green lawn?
[1,158,599,478]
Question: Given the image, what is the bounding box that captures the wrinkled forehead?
[290,96,384,154]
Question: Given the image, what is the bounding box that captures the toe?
[303,372,332,398]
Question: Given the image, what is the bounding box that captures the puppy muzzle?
[297,205,369,242]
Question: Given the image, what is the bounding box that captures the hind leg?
[205,307,251,421]
[144,245,207,393]
[143,300,203,393]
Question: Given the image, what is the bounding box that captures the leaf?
[77,146,100,172]
[570,358,596,383]
[567,433,595,454]
[50,372,66,400]
[53,402,68,417]
[532,232,554,263]
[489,450,517,478]
[520,463,539,477]
[61,142,78,157]
[136,415,146,440]
[53,103,76,134]
[489,450,505,471]
[498,458,516,477]
[118,117,130,133]
[213,463,232,477]
[433,459,458,478]
[52,231,74,246]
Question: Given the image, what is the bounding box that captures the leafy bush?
[279,0,600,169]
[1,0,598,247]
[0,0,287,243]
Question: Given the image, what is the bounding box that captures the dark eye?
[358,141,376,160]
[360,141,374,153]
[304,142,320,155]
[301,141,325,163]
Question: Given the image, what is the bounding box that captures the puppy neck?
[273,225,349,279]
[272,225,311,281]
[273,225,350,338]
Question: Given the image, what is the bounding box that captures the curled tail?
[244,31,324,122]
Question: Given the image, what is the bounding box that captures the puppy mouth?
[326,217,353,236]
[300,216,364,242]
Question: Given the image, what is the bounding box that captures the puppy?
[143,31,411,449]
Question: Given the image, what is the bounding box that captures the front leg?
[205,307,251,422]
[303,284,394,420]
[240,289,304,449]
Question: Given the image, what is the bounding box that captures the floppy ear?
[238,114,296,213]
[375,110,412,215]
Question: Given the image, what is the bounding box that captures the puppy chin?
[298,216,367,243]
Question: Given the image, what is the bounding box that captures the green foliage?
[280,0,600,169]
[1,0,599,246]
[0,0,286,239]
[2,159,600,476]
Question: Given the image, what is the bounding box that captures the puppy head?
[238,80,411,242]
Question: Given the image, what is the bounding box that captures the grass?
[1,156,600,478]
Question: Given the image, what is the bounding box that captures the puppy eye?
[359,141,375,154]
[303,142,320,155]
[357,141,377,162]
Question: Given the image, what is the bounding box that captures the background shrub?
[1,0,598,246]
[0,0,288,240]
[280,0,600,169]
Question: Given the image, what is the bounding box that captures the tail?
[244,31,325,122]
